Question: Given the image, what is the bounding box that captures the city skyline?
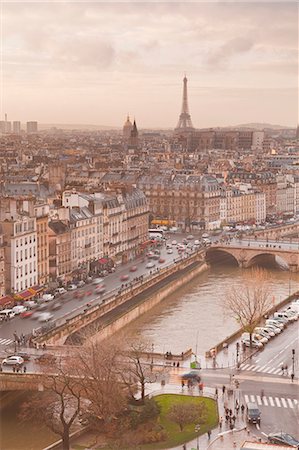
[1,2,298,128]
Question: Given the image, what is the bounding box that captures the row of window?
[15,236,36,247]
[15,276,37,292]
[16,248,36,262]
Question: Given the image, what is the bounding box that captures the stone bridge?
[253,222,299,240]
[207,240,299,272]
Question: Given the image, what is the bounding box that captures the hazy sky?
[1,1,298,128]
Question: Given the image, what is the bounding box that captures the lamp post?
[236,342,240,369]
[292,349,295,379]
[150,343,154,372]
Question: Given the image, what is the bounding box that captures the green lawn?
[140,394,218,449]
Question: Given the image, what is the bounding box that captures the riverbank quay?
[34,251,208,347]
[205,289,299,371]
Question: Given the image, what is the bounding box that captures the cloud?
[206,37,255,68]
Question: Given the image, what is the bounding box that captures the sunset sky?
[1,1,298,128]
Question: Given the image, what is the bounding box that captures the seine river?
[1,263,298,450]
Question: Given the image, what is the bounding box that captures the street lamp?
[195,424,200,450]
[292,349,295,379]
[236,342,240,369]
[150,343,154,372]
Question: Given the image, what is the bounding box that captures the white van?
[0,309,16,320]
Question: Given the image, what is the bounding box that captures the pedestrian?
[281,364,284,375]
[236,404,240,415]
[219,417,223,430]
[235,399,239,408]
[241,404,245,415]
[261,389,264,399]
[285,364,288,375]
[232,414,236,424]
[291,373,294,383]
[177,361,180,368]
[230,421,234,431]
[181,380,185,389]
[225,414,229,422]
[13,365,16,373]
[215,387,218,396]
[222,385,226,395]
[207,430,211,439]
[23,366,27,373]
[229,408,232,416]
[173,362,176,367]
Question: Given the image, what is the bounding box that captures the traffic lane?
[241,383,299,439]
[244,321,299,373]
[0,246,195,340]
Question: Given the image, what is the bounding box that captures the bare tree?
[123,340,153,401]
[74,338,129,429]
[167,402,207,432]
[19,361,83,450]
[225,268,272,346]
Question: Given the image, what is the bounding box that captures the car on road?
[246,402,261,425]
[76,280,85,287]
[181,371,201,383]
[12,305,27,315]
[20,310,33,319]
[92,278,104,285]
[167,249,173,254]
[37,303,48,311]
[8,352,31,361]
[2,355,24,366]
[42,293,55,302]
[50,302,62,311]
[147,252,154,258]
[24,300,37,309]
[171,240,177,245]
[146,262,155,269]
[159,258,165,263]
[67,284,77,291]
[129,266,137,272]
[186,235,194,240]
[194,239,200,246]
[55,287,67,295]
[0,309,16,320]
[120,274,129,281]
[267,432,299,448]
[37,312,54,322]
[95,284,106,295]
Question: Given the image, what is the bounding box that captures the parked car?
[92,278,104,285]
[14,352,30,361]
[129,266,137,272]
[281,309,298,321]
[42,293,55,302]
[77,280,85,287]
[273,312,293,323]
[194,240,200,246]
[186,235,194,240]
[246,402,261,425]
[241,337,263,349]
[167,249,173,254]
[2,355,24,366]
[254,327,275,338]
[146,262,155,269]
[267,432,299,448]
[67,284,77,291]
[12,305,27,315]
[265,319,284,330]
[264,324,281,335]
[171,240,177,245]
[24,300,37,309]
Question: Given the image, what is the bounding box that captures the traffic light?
[292,349,295,355]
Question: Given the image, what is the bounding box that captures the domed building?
[123,115,133,141]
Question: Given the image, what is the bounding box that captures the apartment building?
[0,234,5,297]
[0,216,37,294]
[34,203,50,286]
[48,220,72,283]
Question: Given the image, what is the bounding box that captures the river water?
[1,263,298,450]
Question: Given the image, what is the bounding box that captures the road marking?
[275,397,281,407]
[261,432,268,438]
[0,338,13,346]
[293,399,298,405]
[251,366,260,371]
[256,365,267,372]
[273,368,281,375]
[256,395,262,405]
[281,397,288,408]
[266,368,276,374]
[247,365,255,370]
[262,366,271,372]
[287,398,294,409]
[244,394,249,403]
[268,397,275,407]
[250,395,255,402]
[263,397,268,406]
[241,364,250,370]
[255,359,260,363]
[256,423,260,430]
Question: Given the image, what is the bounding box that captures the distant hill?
[234,123,294,130]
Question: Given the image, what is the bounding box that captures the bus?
[148,228,165,240]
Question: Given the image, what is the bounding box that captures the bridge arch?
[206,248,239,267]
[245,252,288,270]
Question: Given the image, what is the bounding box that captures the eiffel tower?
[175,75,194,134]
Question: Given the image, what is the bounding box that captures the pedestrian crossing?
[240,362,290,375]
[244,394,298,409]
[0,338,14,346]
